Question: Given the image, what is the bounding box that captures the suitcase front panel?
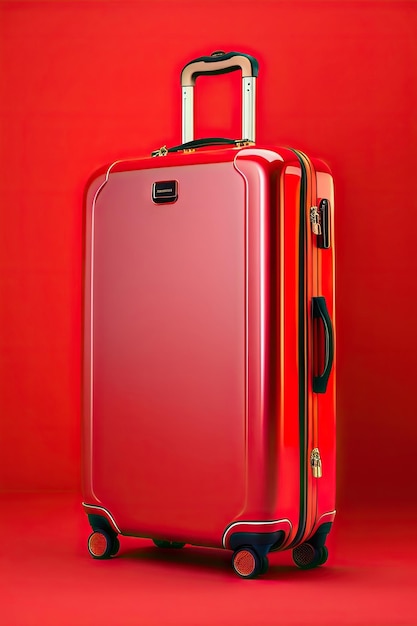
[87,161,248,545]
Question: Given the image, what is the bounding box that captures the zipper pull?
[310,206,322,236]
[151,145,169,158]
[311,448,323,478]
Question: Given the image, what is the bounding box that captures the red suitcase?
[82,51,336,578]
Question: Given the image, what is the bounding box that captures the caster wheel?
[110,536,120,557]
[153,539,185,549]
[88,531,113,560]
[318,546,328,565]
[153,539,171,548]
[232,547,262,579]
[260,556,269,575]
[292,543,321,570]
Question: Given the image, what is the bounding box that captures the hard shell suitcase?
[82,51,336,579]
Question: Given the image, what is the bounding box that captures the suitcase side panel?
[286,154,336,546]
[312,170,336,531]
[286,154,336,547]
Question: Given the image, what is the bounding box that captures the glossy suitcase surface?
[82,52,336,578]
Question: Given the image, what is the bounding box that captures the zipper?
[310,447,322,478]
[310,206,322,236]
[288,149,320,547]
[287,149,309,548]
[313,200,331,249]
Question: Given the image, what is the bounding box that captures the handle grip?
[181,51,259,87]
[151,137,251,157]
[180,50,258,144]
[312,296,334,394]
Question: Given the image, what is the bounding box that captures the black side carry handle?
[312,296,334,393]
[151,137,251,157]
[181,51,259,86]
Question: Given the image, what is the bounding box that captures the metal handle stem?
[181,53,257,144]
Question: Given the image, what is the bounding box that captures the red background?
[0,0,416,513]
